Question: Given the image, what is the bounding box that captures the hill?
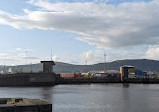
[0,59,159,73]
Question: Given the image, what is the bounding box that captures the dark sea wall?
[0,73,56,87]
[0,104,52,112]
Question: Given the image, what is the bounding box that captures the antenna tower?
[104,52,106,73]
[51,48,52,61]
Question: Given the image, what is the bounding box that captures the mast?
[25,50,27,72]
[4,62,6,74]
[104,52,106,73]
[51,48,52,61]
[85,60,87,72]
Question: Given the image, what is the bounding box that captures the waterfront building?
[120,65,135,81]
[41,61,55,73]
[0,61,56,87]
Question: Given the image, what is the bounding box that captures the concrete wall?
[0,73,56,87]
[0,104,52,112]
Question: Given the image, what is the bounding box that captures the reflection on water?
[1,84,159,112]
[40,87,53,102]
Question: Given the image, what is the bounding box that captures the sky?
[0,0,159,65]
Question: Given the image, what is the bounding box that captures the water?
[1,84,159,112]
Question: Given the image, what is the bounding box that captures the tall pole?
[85,60,87,72]
[51,48,52,61]
[85,60,87,65]
[104,52,106,73]
[15,64,17,73]
[30,63,32,73]
[25,50,27,73]
[4,62,6,74]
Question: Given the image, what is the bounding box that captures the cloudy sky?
[0,0,159,65]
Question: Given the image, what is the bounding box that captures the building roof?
[41,61,55,65]
[121,65,135,68]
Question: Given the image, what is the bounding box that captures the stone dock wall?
[0,104,52,112]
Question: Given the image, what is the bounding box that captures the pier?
[0,98,52,112]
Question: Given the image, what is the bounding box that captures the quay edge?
[0,61,57,87]
[0,98,52,112]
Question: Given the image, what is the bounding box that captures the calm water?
[1,84,159,112]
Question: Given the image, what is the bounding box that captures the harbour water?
[1,84,159,112]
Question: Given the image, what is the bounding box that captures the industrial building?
[41,61,55,73]
[120,65,135,81]
[0,61,56,87]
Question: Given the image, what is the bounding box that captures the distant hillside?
[0,59,159,73]
[54,59,159,73]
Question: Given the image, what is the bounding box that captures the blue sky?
[0,0,159,65]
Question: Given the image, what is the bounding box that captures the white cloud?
[0,53,9,57]
[18,53,26,58]
[0,50,39,65]
[0,53,23,65]
[107,50,145,61]
[79,47,147,64]
[14,48,33,52]
[145,45,159,60]
[15,48,23,51]
[25,48,33,51]
[80,50,93,64]
[1,0,159,63]
[52,55,60,61]
[0,0,158,49]
[81,51,93,60]
[80,50,105,65]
